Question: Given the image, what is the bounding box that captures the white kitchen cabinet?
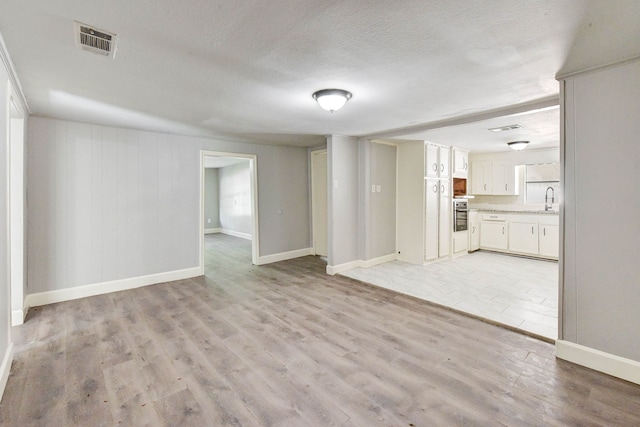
[539,224,559,258]
[492,161,519,195]
[469,221,479,252]
[425,143,450,178]
[425,178,451,261]
[453,148,469,178]
[471,160,492,194]
[453,230,468,254]
[425,143,440,178]
[424,178,440,261]
[438,179,450,256]
[439,146,451,178]
[480,218,508,250]
[508,221,539,255]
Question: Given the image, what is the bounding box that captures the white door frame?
[310,149,327,256]
[199,150,259,271]
[7,84,25,326]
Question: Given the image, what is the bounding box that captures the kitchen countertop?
[471,208,559,215]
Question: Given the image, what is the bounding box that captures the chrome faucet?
[545,186,555,211]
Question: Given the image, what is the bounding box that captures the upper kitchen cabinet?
[470,160,518,196]
[492,160,519,195]
[425,143,450,178]
[470,160,492,194]
[453,148,469,178]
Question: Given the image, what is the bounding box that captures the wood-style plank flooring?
[2,234,640,426]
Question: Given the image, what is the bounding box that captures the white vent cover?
[74,21,118,58]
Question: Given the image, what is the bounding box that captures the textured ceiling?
[0,1,638,148]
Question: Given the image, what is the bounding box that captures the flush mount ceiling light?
[507,141,529,151]
[312,89,352,113]
[489,124,522,132]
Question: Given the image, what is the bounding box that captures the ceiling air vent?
[74,21,118,58]
[488,124,522,132]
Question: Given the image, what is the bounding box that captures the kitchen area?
[342,107,561,341]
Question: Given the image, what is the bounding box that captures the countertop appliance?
[453,199,468,232]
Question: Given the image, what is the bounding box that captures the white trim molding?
[327,253,398,275]
[556,340,640,385]
[0,33,29,113]
[25,267,202,308]
[220,229,252,240]
[0,342,13,402]
[257,247,313,265]
[11,309,25,326]
[205,228,252,240]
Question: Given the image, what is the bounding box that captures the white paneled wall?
[27,117,311,294]
[28,119,198,292]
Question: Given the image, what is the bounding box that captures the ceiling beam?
[360,96,559,140]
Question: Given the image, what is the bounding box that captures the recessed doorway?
[200,151,259,273]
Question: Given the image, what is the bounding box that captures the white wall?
[396,141,425,264]
[218,161,251,235]
[204,168,220,229]
[327,135,359,267]
[0,50,11,400]
[0,33,28,400]
[27,116,311,294]
[561,58,640,361]
[369,142,396,259]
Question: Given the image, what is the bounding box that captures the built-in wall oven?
[453,199,468,232]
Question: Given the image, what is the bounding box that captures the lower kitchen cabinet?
[453,230,468,255]
[469,221,479,252]
[539,224,559,258]
[508,221,539,255]
[480,220,507,250]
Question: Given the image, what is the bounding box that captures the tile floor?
[341,251,558,340]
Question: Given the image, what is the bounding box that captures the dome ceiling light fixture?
[312,89,352,113]
[507,141,529,151]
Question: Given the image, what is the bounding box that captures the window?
[525,163,560,204]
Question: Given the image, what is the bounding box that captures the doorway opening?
[200,151,259,275]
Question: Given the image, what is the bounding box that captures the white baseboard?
[221,229,252,240]
[11,309,25,326]
[361,253,397,268]
[0,342,13,402]
[205,228,252,240]
[556,340,640,385]
[25,266,202,308]
[257,247,313,265]
[327,253,398,275]
[327,260,362,275]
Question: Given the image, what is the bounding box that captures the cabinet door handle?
[505,184,508,191]
[441,164,444,173]
[433,163,438,172]
[433,184,438,193]
[484,184,486,190]
[531,226,534,234]
[502,226,505,234]
[543,228,546,236]
[441,184,445,193]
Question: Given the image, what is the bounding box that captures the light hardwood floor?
[1,234,639,426]
[341,252,558,340]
